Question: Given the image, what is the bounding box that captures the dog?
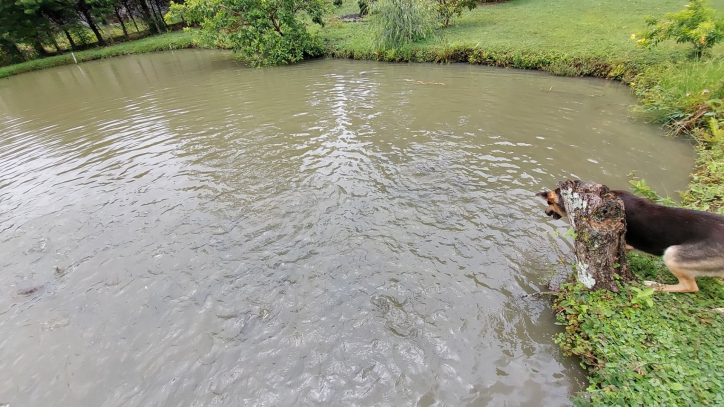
[537,187,724,294]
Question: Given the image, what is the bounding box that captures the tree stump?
[558,180,633,292]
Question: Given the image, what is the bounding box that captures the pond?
[0,50,693,406]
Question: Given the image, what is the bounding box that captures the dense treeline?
[0,0,181,65]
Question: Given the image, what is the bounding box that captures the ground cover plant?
[554,253,724,406]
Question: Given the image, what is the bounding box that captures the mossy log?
[558,180,633,292]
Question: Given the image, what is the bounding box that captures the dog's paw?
[644,281,665,291]
[712,308,724,313]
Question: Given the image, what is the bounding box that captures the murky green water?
[0,50,693,406]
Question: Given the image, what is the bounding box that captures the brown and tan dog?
[537,187,724,293]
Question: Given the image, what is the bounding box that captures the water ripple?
[0,51,694,406]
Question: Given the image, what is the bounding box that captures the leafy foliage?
[0,0,173,65]
[168,0,327,66]
[435,0,476,27]
[371,0,436,50]
[628,179,676,206]
[358,0,373,15]
[635,0,724,58]
[554,253,724,406]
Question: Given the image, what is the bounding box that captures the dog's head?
[536,188,566,220]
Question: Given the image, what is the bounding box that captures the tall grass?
[372,0,438,50]
[634,58,724,123]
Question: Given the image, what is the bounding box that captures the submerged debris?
[14,285,43,297]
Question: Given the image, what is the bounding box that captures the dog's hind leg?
[644,246,700,293]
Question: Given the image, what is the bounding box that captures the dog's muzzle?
[545,208,562,220]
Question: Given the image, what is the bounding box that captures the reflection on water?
[0,51,693,406]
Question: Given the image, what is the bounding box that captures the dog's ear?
[536,191,548,200]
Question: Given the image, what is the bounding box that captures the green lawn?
[320,0,724,65]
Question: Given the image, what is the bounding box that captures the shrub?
[358,0,372,15]
[435,0,476,27]
[333,0,342,6]
[167,0,328,66]
[371,0,436,49]
[635,0,724,59]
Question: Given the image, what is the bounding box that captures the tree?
[435,0,475,27]
[169,0,328,66]
[0,0,53,55]
[636,0,724,59]
[556,180,633,292]
[121,0,142,32]
[151,0,169,31]
[114,5,131,39]
[138,0,163,33]
[0,36,26,63]
[75,0,106,46]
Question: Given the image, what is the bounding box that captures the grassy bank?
[554,254,724,406]
[319,0,723,75]
[0,31,196,80]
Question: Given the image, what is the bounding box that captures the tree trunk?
[33,36,50,57]
[47,31,63,53]
[0,38,26,63]
[122,0,141,33]
[130,13,140,33]
[62,28,77,50]
[115,7,130,39]
[138,0,161,34]
[151,0,168,31]
[77,0,106,46]
[557,180,633,292]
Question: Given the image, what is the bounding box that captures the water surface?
[0,51,693,406]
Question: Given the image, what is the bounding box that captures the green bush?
[635,0,724,59]
[371,0,436,49]
[358,0,372,15]
[168,0,328,66]
[435,0,476,27]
